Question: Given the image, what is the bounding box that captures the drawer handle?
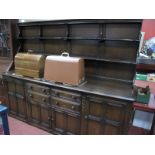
[72,96,76,99]
[29,86,33,90]
[55,101,59,105]
[42,98,46,102]
[71,106,75,110]
[84,116,88,119]
[48,117,54,121]
[42,89,46,93]
[29,94,33,98]
[55,92,59,96]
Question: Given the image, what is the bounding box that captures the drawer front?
[51,97,81,113]
[28,92,50,105]
[51,88,81,103]
[27,83,50,95]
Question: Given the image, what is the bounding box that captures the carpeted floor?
[7,116,152,135]
[8,116,51,135]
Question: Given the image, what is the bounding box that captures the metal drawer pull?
[48,117,54,121]
[84,116,88,119]
[42,89,46,93]
[29,86,33,90]
[71,106,75,110]
[42,98,46,102]
[71,96,75,99]
[55,101,59,105]
[55,92,59,96]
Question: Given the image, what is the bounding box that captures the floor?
[8,116,50,135]
[6,116,152,135]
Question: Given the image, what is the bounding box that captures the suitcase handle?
[61,52,69,57]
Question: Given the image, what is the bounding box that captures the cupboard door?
[27,100,50,129]
[7,79,15,93]
[84,96,130,135]
[15,80,25,96]
[84,97,105,135]
[51,109,81,135]
[66,113,81,135]
[87,119,103,135]
[0,79,8,105]
[16,94,27,120]
[8,93,17,115]
[51,109,66,134]
[104,122,122,135]
[104,101,126,122]
[40,104,50,129]
[28,101,40,124]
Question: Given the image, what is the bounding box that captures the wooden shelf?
[74,56,136,65]
[18,36,139,42]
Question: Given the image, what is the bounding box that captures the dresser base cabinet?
[51,108,81,135]
[3,75,133,135]
[81,96,132,135]
[2,19,141,134]
[4,77,27,121]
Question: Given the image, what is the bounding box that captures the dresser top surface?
[3,72,134,102]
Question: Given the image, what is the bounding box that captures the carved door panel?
[103,122,122,135]
[84,96,129,135]
[51,109,66,134]
[87,119,103,135]
[28,100,40,124]
[84,97,105,135]
[51,108,81,135]
[8,92,17,115]
[40,104,50,129]
[16,94,27,119]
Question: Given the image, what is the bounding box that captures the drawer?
[51,97,81,113]
[28,92,50,105]
[51,88,81,103]
[27,83,50,95]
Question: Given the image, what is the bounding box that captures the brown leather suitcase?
[44,52,85,86]
[15,53,45,78]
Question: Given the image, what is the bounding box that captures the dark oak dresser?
[0,19,17,104]
[2,19,142,134]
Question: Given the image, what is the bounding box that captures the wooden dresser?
[2,19,142,134]
[0,19,17,103]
